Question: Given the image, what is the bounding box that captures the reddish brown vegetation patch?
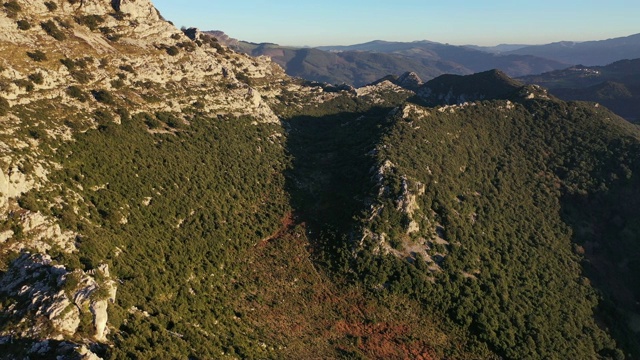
[236,223,445,359]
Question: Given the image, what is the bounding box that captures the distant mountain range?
[208,31,640,88]
[207,31,567,87]
[505,33,640,66]
[519,59,640,122]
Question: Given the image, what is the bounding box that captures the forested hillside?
[0,1,638,359]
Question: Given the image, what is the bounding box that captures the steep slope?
[1,1,639,360]
[279,72,640,358]
[0,2,471,358]
[352,97,640,359]
[0,0,293,358]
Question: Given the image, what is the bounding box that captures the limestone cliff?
[0,0,293,355]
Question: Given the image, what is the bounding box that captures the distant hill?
[520,59,640,122]
[464,44,530,53]
[506,33,640,66]
[416,69,552,106]
[207,32,567,87]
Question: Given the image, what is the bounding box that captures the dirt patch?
[236,223,448,359]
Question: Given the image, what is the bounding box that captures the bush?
[28,128,47,139]
[93,109,114,125]
[61,57,91,71]
[92,89,115,104]
[66,85,89,102]
[99,26,121,42]
[177,41,196,52]
[16,19,31,30]
[74,14,104,30]
[18,192,40,211]
[28,73,44,85]
[70,70,93,84]
[0,97,9,116]
[41,20,66,41]
[166,46,180,56]
[110,11,127,21]
[0,80,10,92]
[27,50,47,62]
[119,64,135,73]
[3,1,21,18]
[60,57,76,70]
[76,57,92,68]
[44,1,58,11]
[134,112,161,129]
[110,78,125,89]
[156,111,184,128]
[13,79,34,92]
[115,107,131,122]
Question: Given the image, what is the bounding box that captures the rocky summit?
[0,1,639,359]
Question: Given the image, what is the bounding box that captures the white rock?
[0,230,13,244]
[91,300,109,341]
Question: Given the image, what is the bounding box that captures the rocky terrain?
[0,0,293,357]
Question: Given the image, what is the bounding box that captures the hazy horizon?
[152,0,639,47]
[204,31,637,49]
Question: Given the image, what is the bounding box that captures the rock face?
[0,254,80,337]
[0,253,116,345]
[0,167,35,210]
[0,0,284,122]
[395,71,423,91]
[91,300,109,341]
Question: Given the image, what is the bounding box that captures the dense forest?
[0,1,639,359]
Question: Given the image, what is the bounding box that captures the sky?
[151,0,639,47]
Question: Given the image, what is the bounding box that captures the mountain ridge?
[519,58,640,121]
[207,30,568,87]
[506,33,640,66]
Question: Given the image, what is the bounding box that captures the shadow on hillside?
[282,107,395,267]
[561,185,640,357]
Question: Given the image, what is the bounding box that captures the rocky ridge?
[0,0,406,356]
[0,0,304,355]
[0,253,115,357]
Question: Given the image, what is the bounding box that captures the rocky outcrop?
[0,254,116,343]
[0,338,104,359]
[395,176,425,234]
[395,71,423,91]
[0,254,79,337]
[0,167,35,210]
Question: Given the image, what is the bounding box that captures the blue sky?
[152,0,639,46]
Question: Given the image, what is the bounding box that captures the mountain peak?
[395,71,423,90]
[417,69,551,106]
